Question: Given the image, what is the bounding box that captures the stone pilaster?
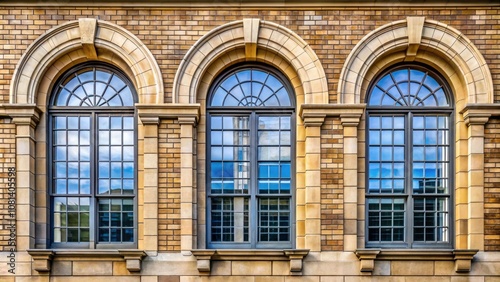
[139,116,160,253]
[340,114,362,251]
[179,117,197,253]
[2,105,42,251]
[463,113,489,250]
[303,116,325,252]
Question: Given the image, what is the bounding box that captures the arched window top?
[368,66,450,107]
[52,64,135,107]
[209,66,293,107]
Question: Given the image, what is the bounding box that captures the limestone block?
[232,261,272,276]
[72,261,113,276]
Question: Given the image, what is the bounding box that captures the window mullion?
[407,112,414,247]
[250,112,258,248]
[90,111,97,248]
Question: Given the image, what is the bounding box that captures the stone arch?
[338,17,494,105]
[172,19,328,105]
[10,18,164,105]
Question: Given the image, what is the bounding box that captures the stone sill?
[191,249,309,275]
[27,249,146,272]
[355,249,478,273]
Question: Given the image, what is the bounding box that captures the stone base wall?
[0,251,499,281]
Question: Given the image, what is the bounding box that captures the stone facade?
[0,1,499,281]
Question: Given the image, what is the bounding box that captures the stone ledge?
[27,249,147,273]
[191,249,309,275]
[355,249,478,273]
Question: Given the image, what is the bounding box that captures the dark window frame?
[206,64,296,249]
[365,64,455,249]
[48,62,138,249]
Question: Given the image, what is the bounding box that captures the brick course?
[484,118,500,251]
[158,119,181,251]
[0,7,498,104]
[320,118,344,251]
[0,5,499,253]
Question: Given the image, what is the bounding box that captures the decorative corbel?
[191,250,216,273]
[27,250,55,272]
[284,249,309,275]
[454,249,478,273]
[118,250,147,272]
[355,249,381,272]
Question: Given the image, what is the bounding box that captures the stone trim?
[172,19,328,104]
[2,1,498,7]
[355,249,478,273]
[137,103,200,253]
[137,104,201,123]
[300,103,365,251]
[79,18,98,59]
[28,249,147,273]
[27,250,54,272]
[337,17,494,105]
[9,19,164,104]
[191,249,309,275]
[299,104,366,120]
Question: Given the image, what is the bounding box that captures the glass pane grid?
[98,116,135,195]
[210,197,250,242]
[210,68,291,107]
[368,67,449,107]
[368,115,405,194]
[412,115,450,195]
[258,116,291,195]
[367,198,405,243]
[210,116,250,195]
[98,198,134,243]
[413,197,449,243]
[259,198,290,242]
[53,197,90,243]
[53,116,91,195]
[54,67,134,107]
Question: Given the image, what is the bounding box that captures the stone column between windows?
[300,104,365,252]
[303,116,325,252]
[8,106,41,251]
[179,117,197,253]
[464,114,489,251]
[140,117,159,252]
[341,115,362,251]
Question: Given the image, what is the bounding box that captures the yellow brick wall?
[0,5,499,253]
[158,119,181,251]
[0,7,498,104]
[320,118,344,250]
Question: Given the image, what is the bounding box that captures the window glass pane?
[98,198,134,243]
[211,69,291,107]
[367,198,406,243]
[52,197,91,243]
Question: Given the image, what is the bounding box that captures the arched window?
[366,65,453,248]
[49,63,137,248]
[207,64,295,249]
